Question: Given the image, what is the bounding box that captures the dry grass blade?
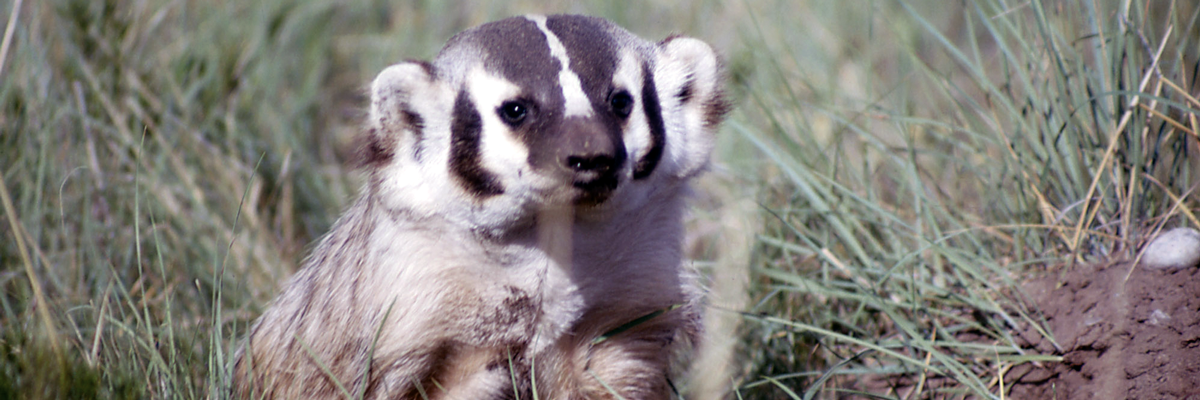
[0,0,23,79]
[0,162,65,362]
[1068,24,1173,259]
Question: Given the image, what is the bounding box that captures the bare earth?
[1010,261,1200,399]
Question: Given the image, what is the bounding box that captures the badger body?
[234,14,728,399]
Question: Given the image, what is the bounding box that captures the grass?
[1,0,1197,399]
[731,1,1199,398]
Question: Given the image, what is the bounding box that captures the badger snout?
[556,117,626,203]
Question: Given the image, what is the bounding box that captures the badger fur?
[233,14,729,399]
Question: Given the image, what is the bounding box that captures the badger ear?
[360,61,440,168]
[654,37,730,178]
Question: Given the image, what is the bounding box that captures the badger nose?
[559,117,626,178]
[555,117,625,199]
[566,153,618,174]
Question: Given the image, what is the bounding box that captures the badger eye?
[610,91,634,119]
[498,101,527,126]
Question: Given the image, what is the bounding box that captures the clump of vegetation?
[0,0,1195,398]
[734,1,1199,398]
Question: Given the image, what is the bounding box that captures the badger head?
[362,14,728,234]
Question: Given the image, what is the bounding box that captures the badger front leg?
[580,332,676,399]
[535,304,699,400]
[363,342,526,400]
[361,265,542,399]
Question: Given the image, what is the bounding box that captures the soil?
[1009,261,1200,399]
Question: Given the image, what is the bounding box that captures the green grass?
[731,1,1199,398]
[2,0,1197,399]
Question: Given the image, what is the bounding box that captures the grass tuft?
[733,0,1198,398]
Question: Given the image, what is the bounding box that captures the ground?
[1009,261,1200,399]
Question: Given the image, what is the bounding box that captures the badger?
[233,14,729,399]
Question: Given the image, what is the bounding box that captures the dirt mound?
[1010,261,1200,399]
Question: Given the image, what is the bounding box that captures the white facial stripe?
[526,15,593,117]
[613,49,651,160]
[610,49,641,99]
[466,67,531,182]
